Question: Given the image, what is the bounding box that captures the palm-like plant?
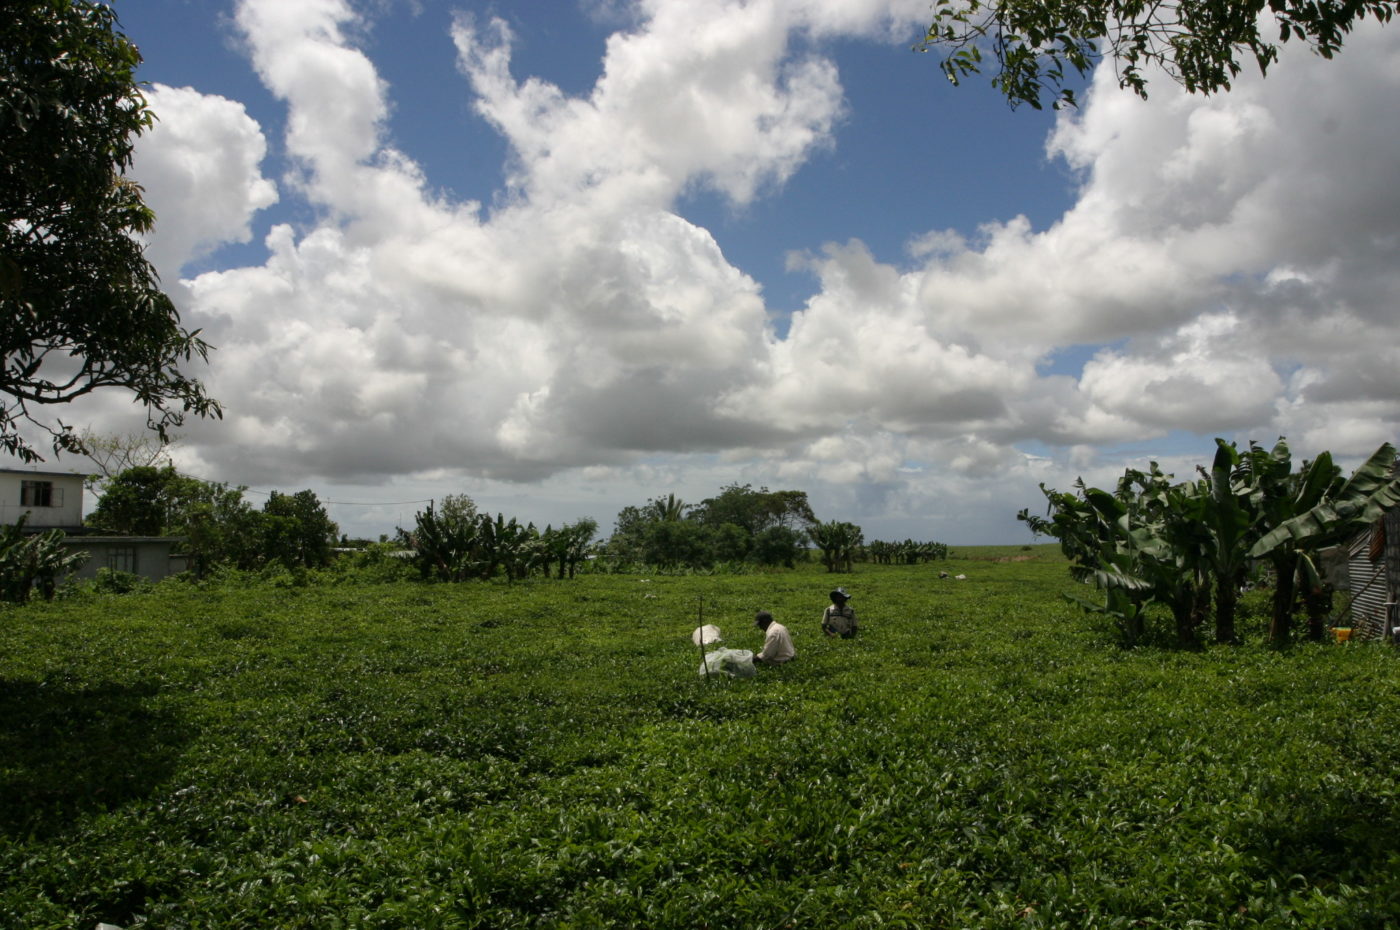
[1025,458,1226,647]
[0,516,87,603]
[1248,441,1400,641]
[810,520,863,573]
[540,518,597,579]
[1028,439,1400,648]
[479,514,539,582]
[648,494,687,523]
[1189,440,1257,644]
[409,502,481,582]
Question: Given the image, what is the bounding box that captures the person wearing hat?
[753,610,795,665]
[822,588,858,639]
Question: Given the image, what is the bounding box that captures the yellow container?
[1333,627,1352,643]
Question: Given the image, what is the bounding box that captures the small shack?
[58,532,187,583]
[1333,509,1400,641]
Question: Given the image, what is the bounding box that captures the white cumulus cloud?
[108,0,1400,541]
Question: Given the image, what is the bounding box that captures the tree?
[647,493,688,523]
[606,494,696,566]
[919,0,1398,109]
[1,1,220,463]
[262,490,338,569]
[1195,441,1256,644]
[480,514,540,582]
[1026,438,1400,648]
[1021,479,1161,646]
[179,480,262,576]
[712,522,752,563]
[751,524,805,568]
[643,519,716,570]
[76,426,173,487]
[690,484,815,536]
[810,520,863,573]
[86,463,181,535]
[405,501,482,582]
[541,518,597,579]
[437,494,478,527]
[604,504,650,564]
[88,465,261,575]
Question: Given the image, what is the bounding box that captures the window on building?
[21,480,62,507]
[107,547,138,574]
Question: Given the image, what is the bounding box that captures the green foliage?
[3,558,1400,927]
[642,517,715,569]
[647,492,688,523]
[261,489,338,569]
[403,500,570,584]
[606,486,816,572]
[1025,438,1400,648]
[750,524,805,568]
[0,0,220,462]
[406,500,484,582]
[810,519,864,573]
[689,484,815,536]
[919,0,1398,109]
[867,539,950,564]
[90,468,348,575]
[324,541,418,585]
[87,467,259,575]
[539,518,597,579]
[179,478,262,575]
[85,463,180,535]
[0,516,86,603]
[603,503,650,564]
[91,566,149,595]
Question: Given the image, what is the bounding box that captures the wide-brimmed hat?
[829,588,850,601]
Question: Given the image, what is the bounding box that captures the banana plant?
[0,516,87,603]
[1024,465,1210,647]
[1190,440,1256,644]
[1072,486,1158,646]
[1234,440,1339,642]
[409,502,481,582]
[479,514,539,582]
[1248,441,1400,641]
[810,519,863,573]
[540,518,597,579]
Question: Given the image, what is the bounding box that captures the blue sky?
[57,0,1400,543]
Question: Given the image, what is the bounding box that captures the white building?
[0,467,184,582]
[0,467,84,529]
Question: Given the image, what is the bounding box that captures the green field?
[4,551,1399,928]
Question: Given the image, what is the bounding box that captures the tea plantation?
[3,550,1399,928]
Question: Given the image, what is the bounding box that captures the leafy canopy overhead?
[1,0,220,462]
[919,0,1398,108]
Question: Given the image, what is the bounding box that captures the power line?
[174,472,433,508]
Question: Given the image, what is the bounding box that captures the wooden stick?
[698,595,711,679]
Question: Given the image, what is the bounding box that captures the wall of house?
[0,470,85,529]
[1342,527,1390,639]
[63,538,181,583]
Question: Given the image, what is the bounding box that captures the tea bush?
[3,550,1398,928]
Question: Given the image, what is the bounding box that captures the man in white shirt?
[754,611,795,665]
